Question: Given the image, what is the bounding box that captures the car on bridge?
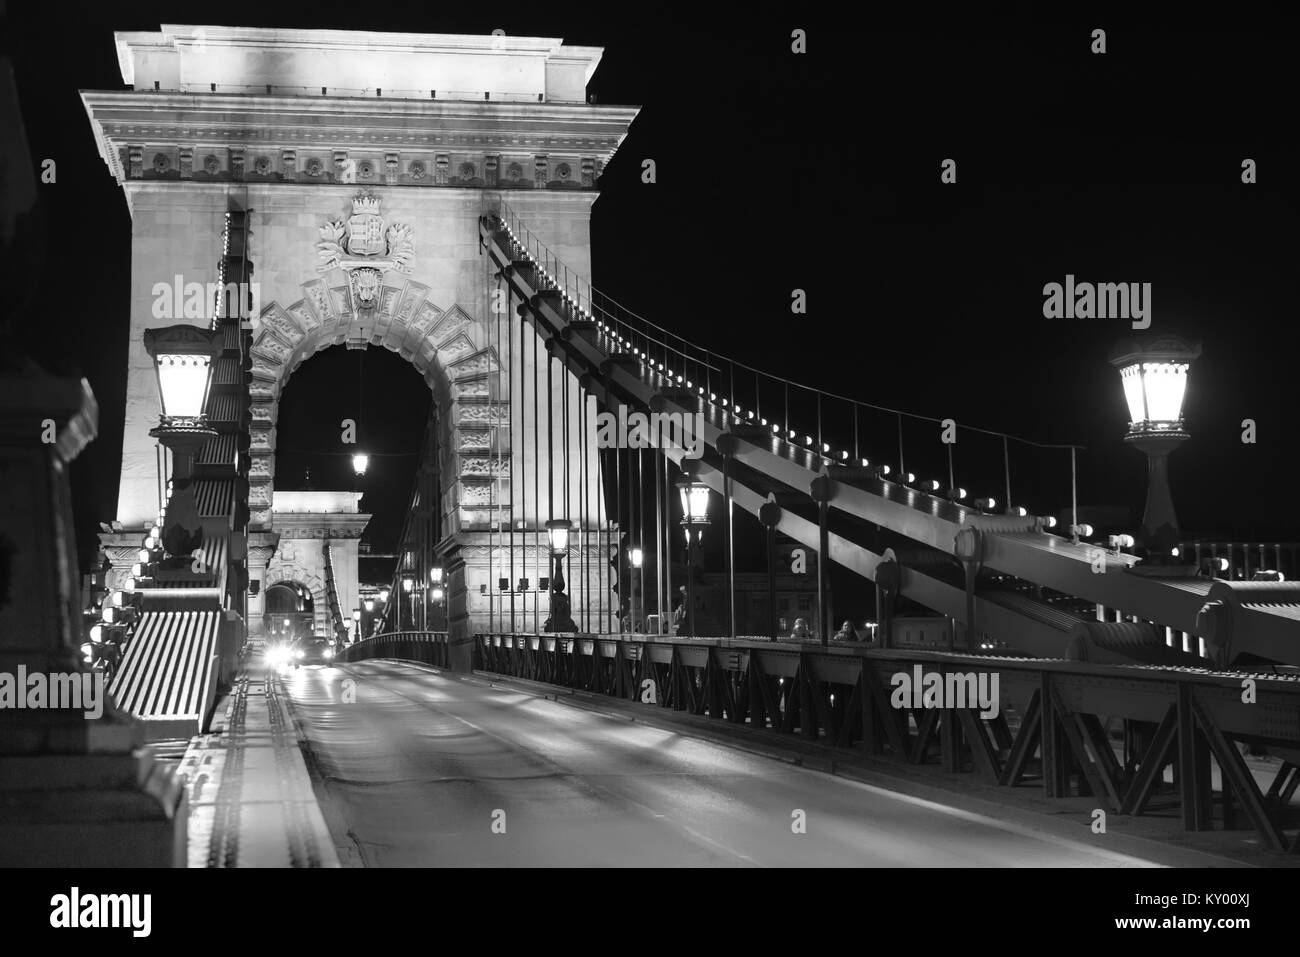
[289,636,336,667]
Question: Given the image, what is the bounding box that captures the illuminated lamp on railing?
[924,479,942,492]
[904,472,917,485]
[1108,533,1135,551]
[973,497,997,511]
[699,386,705,395]
[138,548,151,564]
[1007,506,1028,517]
[772,423,780,434]
[839,450,849,460]
[1071,523,1095,539]
[686,380,693,388]
[951,487,968,500]
[710,393,717,402]
[379,588,390,602]
[805,435,814,445]
[1198,556,1229,575]
[821,443,830,453]
[1038,515,1058,529]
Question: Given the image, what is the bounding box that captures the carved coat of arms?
[316,191,414,311]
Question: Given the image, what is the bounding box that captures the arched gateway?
[85,26,639,657]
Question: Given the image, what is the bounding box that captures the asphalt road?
[281,659,1211,867]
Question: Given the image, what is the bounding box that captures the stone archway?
[261,577,319,641]
[263,561,328,636]
[248,270,501,532]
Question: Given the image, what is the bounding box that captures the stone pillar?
[0,370,185,866]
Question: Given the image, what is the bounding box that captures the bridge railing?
[491,201,1086,527]
[341,631,450,667]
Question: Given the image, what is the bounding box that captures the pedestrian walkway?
[176,647,339,867]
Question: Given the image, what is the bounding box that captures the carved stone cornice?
[271,514,372,540]
[81,92,637,187]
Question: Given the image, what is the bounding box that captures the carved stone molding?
[534,154,548,188]
[127,146,143,179]
[179,147,194,179]
[485,154,499,187]
[581,157,595,187]
[385,152,399,185]
[434,154,449,185]
[229,147,246,181]
[282,149,297,182]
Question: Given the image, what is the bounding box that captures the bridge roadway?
[280,659,1236,867]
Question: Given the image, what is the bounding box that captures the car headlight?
[294,650,305,659]
[323,649,334,659]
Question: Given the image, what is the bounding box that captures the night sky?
[5,6,1298,580]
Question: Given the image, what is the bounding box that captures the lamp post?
[402,576,414,632]
[677,478,712,638]
[429,566,445,631]
[1110,336,1201,566]
[352,453,369,477]
[544,519,577,633]
[628,545,643,634]
[142,325,220,570]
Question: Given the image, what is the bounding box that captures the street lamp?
[628,545,643,635]
[402,576,414,631]
[142,325,220,566]
[1110,336,1201,565]
[677,478,712,638]
[543,519,577,632]
[352,452,369,476]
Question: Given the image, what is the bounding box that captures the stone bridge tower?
[83,26,639,654]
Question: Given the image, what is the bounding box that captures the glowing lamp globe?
[142,325,221,424]
[677,479,711,526]
[546,519,572,557]
[1110,336,1201,435]
[629,546,644,569]
[352,453,370,476]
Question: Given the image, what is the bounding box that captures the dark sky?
[5,6,1298,575]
